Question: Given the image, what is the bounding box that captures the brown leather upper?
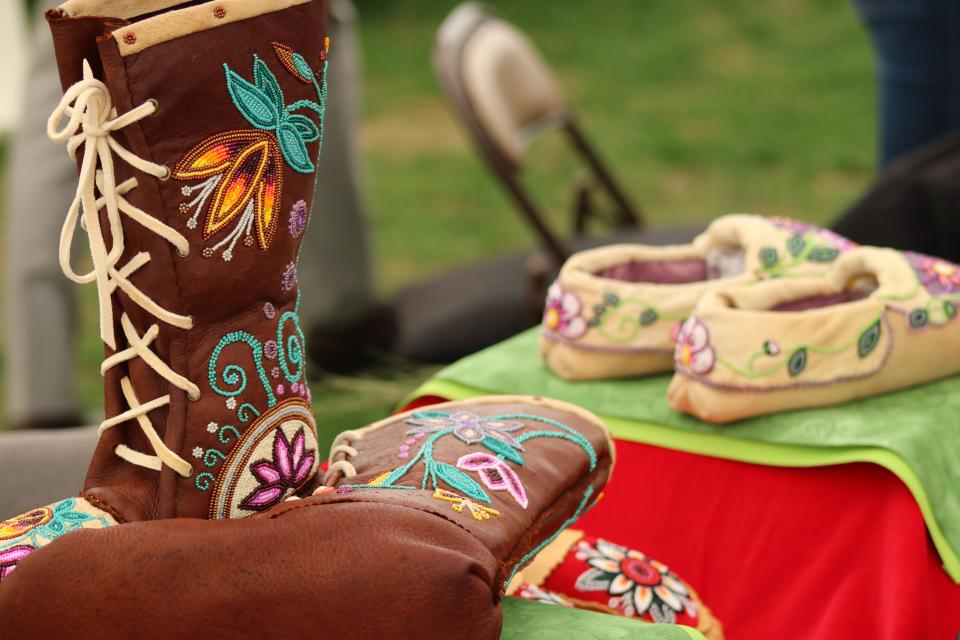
[319,396,614,592]
[46,0,328,522]
[0,500,504,639]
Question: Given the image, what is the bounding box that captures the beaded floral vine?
[0,498,112,582]
[684,252,960,381]
[543,282,686,347]
[586,292,687,342]
[338,411,597,522]
[0,499,110,548]
[678,312,887,380]
[174,40,328,261]
[194,295,310,491]
[893,252,960,330]
[759,218,856,275]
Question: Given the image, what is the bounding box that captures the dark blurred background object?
[834,131,960,263]
[853,0,960,169]
[4,0,84,430]
[832,0,960,259]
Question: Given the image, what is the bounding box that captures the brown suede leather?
[0,397,613,638]
[45,0,328,522]
[0,501,503,639]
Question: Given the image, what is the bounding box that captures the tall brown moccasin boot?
[0,396,614,639]
[0,0,329,580]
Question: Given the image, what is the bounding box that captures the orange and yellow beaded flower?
[175,42,327,261]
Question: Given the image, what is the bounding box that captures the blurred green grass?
[0,1,876,449]
[362,0,875,288]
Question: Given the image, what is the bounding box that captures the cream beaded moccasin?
[540,215,855,381]
[667,247,960,423]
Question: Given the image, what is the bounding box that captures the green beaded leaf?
[787,235,806,257]
[759,247,779,268]
[252,55,286,115]
[787,348,807,376]
[945,301,957,319]
[857,320,882,358]
[481,436,524,466]
[58,511,92,523]
[909,308,929,329]
[224,65,279,130]
[47,521,67,534]
[275,121,315,174]
[807,246,840,263]
[292,53,315,83]
[384,465,408,486]
[433,462,490,504]
[287,114,320,143]
[602,292,620,307]
[639,309,658,326]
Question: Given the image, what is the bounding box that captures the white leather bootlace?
[48,60,198,477]
[322,430,363,485]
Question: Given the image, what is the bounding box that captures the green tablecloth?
[409,329,960,583]
[501,598,704,639]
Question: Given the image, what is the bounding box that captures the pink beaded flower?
[674,317,715,375]
[905,252,960,295]
[240,428,315,512]
[543,282,588,339]
[0,545,34,582]
[457,452,528,508]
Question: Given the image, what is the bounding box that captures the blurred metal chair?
[390,4,699,363]
[434,2,644,265]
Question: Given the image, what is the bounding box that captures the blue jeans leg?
[855,0,960,167]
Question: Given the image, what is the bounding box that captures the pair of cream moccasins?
[540,215,960,423]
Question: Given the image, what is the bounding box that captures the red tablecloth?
[579,440,959,640]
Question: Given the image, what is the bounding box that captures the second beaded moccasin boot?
[0,396,614,639]
[0,0,329,580]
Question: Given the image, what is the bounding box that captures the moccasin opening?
[592,247,746,285]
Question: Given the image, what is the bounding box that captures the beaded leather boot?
[0,0,328,580]
[0,396,615,639]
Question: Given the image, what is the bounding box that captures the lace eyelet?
[158,165,172,181]
[184,464,194,477]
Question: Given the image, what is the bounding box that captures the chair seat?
[0,425,98,520]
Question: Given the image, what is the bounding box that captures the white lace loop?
[323,461,358,483]
[48,59,196,478]
[321,431,365,486]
